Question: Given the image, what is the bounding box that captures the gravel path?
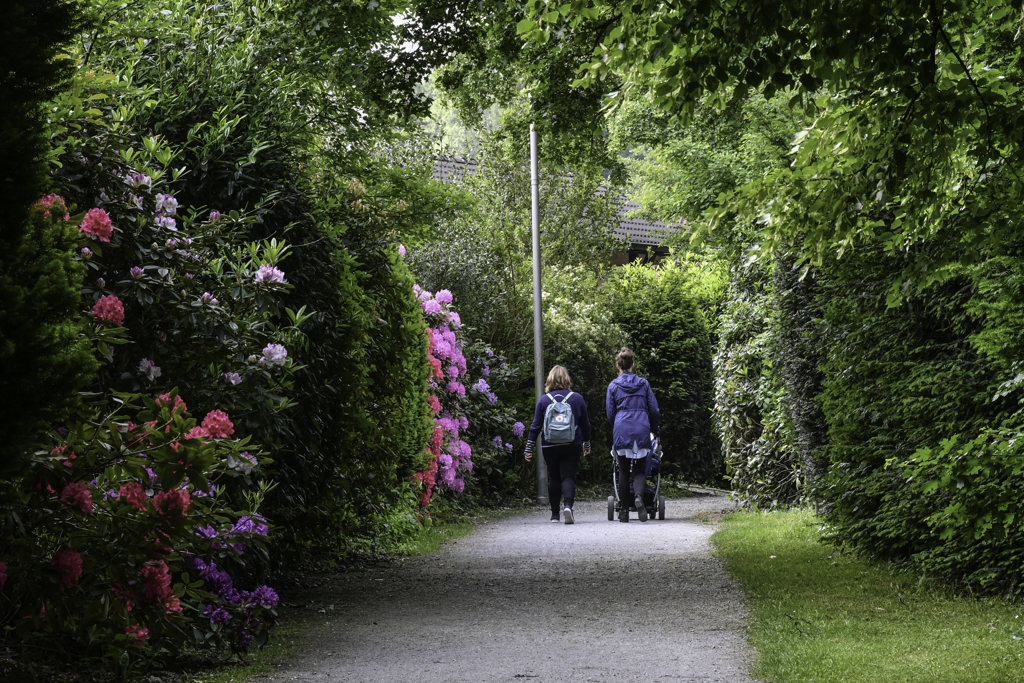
[264,495,756,683]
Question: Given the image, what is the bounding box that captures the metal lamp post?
[530,123,548,504]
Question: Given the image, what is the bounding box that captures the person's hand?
[582,449,590,457]
[582,440,591,457]
[524,440,535,462]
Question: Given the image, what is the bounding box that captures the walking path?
[264,495,756,683]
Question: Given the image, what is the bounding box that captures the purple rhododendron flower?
[446,381,465,397]
[207,606,230,625]
[155,193,178,216]
[224,372,242,385]
[130,266,144,279]
[481,366,490,377]
[398,244,406,258]
[200,292,219,306]
[262,343,287,367]
[154,215,177,231]
[251,585,279,608]
[505,442,514,451]
[486,391,498,405]
[435,289,453,304]
[512,421,525,437]
[138,358,161,381]
[474,378,490,394]
[209,211,221,222]
[492,436,503,448]
[458,416,469,430]
[254,265,286,284]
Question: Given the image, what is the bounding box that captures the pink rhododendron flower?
[79,207,113,242]
[51,549,82,591]
[398,244,406,258]
[37,194,69,221]
[201,409,234,438]
[184,426,208,440]
[91,295,125,326]
[224,371,242,385]
[422,299,443,314]
[153,489,190,518]
[156,392,187,415]
[427,395,441,414]
[125,624,149,645]
[435,289,453,304]
[119,482,147,511]
[61,482,92,514]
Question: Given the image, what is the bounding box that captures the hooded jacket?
[606,372,660,455]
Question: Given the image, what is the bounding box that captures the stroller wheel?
[607,496,615,521]
[658,495,666,520]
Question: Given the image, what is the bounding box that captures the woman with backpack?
[524,365,592,524]
[606,347,660,523]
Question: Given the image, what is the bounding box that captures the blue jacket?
[606,372,660,452]
[527,390,592,448]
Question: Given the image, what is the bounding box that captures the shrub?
[0,390,275,673]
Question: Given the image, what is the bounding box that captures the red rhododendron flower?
[156,393,187,415]
[60,481,93,514]
[119,482,148,511]
[51,549,82,591]
[201,409,234,438]
[140,561,172,602]
[92,295,125,326]
[153,489,190,517]
[427,395,441,415]
[79,207,113,242]
[125,624,149,644]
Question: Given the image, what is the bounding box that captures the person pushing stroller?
[606,348,660,523]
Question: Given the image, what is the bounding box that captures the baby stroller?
[607,434,666,521]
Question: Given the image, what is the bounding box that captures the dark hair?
[616,347,634,371]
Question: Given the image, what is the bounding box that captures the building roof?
[431,157,679,248]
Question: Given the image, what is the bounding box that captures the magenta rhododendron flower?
[201,409,234,438]
[61,482,93,514]
[435,289,453,304]
[79,207,113,242]
[125,624,149,645]
[51,549,83,591]
[153,489,190,517]
[422,299,443,314]
[184,426,208,440]
[209,210,221,222]
[156,392,187,414]
[92,295,125,326]
[119,482,148,511]
[398,244,406,257]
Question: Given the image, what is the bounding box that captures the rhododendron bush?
[412,284,524,506]
[0,391,276,669]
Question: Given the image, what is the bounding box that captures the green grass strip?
[711,509,1024,682]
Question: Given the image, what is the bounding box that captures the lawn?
[712,509,1024,682]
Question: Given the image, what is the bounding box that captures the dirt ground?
[258,494,756,683]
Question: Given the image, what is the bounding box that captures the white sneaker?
[563,507,574,525]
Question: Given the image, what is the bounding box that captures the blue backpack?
[543,392,576,444]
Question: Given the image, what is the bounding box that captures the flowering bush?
[0,391,276,670]
[412,285,522,505]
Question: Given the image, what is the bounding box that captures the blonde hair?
[545,365,572,392]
